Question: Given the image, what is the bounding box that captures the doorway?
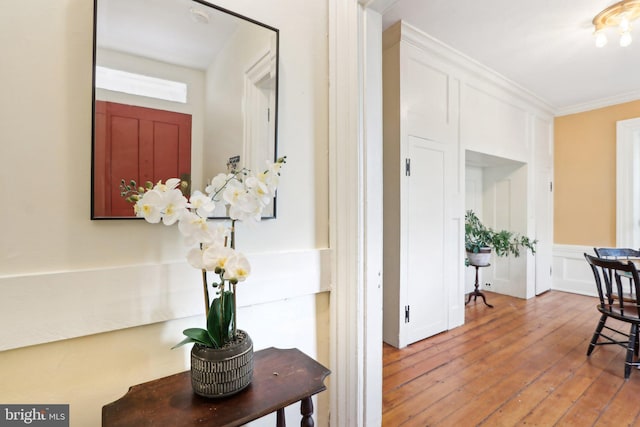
[465,150,530,299]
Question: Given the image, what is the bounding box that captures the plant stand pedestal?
[466,263,493,308]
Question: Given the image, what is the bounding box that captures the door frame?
[329,0,388,425]
[616,117,640,247]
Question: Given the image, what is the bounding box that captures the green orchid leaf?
[206,290,236,347]
[171,336,197,349]
[208,298,223,348]
[222,290,235,340]
[181,328,214,347]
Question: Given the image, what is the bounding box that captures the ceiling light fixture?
[593,0,640,47]
[190,7,210,24]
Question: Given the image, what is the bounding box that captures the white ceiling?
[381,0,640,115]
[99,0,640,115]
[96,0,240,70]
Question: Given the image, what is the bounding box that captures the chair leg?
[588,314,608,356]
[626,323,638,380]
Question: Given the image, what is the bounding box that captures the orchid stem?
[232,283,237,338]
[230,220,236,249]
[230,219,237,338]
[201,269,210,318]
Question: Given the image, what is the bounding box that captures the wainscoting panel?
[0,249,331,351]
[551,244,596,296]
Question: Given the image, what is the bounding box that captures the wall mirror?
[91,0,279,219]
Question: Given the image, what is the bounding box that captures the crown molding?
[555,90,640,116]
[384,21,555,118]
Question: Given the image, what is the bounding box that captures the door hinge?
[405,158,411,176]
[267,107,271,122]
[405,305,410,323]
[550,181,553,192]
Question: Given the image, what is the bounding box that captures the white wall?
[204,20,273,176]
[465,165,483,293]
[462,84,530,163]
[0,0,329,426]
[482,163,530,298]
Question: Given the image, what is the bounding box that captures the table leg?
[276,408,286,427]
[465,265,493,308]
[300,396,314,427]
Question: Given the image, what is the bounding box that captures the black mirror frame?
[90,0,280,220]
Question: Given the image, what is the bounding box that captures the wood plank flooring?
[382,291,640,426]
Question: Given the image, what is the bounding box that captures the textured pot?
[190,330,254,398]
[467,248,491,266]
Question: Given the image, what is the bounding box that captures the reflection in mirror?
[91,0,279,219]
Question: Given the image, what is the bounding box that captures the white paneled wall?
[384,20,554,348]
[552,245,597,297]
[463,84,530,163]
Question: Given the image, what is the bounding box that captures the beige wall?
[554,100,640,246]
[0,0,329,426]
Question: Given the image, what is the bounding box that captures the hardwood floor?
[382,291,640,426]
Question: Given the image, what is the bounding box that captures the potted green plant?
[464,210,536,266]
[120,157,286,398]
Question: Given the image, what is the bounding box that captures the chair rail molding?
[616,117,640,248]
[0,249,330,352]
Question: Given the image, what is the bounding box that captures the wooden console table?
[102,347,330,427]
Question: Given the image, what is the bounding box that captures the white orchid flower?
[186,247,206,270]
[178,211,226,246]
[223,252,251,282]
[161,188,188,225]
[155,178,182,192]
[222,178,246,206]
[263,160,284,191]
[201,245,236,272]
[178,211,209,245]
[188,191,216,218]
[245,176,271,206]
[134,189,164,223]
[206,173,235,200]
[228,192,262,222]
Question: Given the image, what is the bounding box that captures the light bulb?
[620,30,632,47]
[594,30,608,47]
[620,15,631,32]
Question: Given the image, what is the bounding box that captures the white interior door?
[405,136,448,344]
[534,116,553,295]
[534,169,553,294]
